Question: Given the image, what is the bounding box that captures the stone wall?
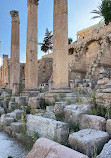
[38,58,53,84]
[68,23,111,83]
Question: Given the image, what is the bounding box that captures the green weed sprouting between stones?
[17,121,39,151]
[68,121,80,133]
[90,103,111,119]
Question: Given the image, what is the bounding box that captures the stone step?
[69,129,109,158]
[27,114,69,145]
[79,114,106,131]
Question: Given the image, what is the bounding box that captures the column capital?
[10,10,20,23]
[10,10,19,18]
[27,0,39,6]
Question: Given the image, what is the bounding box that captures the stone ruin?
[1,0,111,157]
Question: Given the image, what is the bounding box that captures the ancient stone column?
[52,0,69,90]
[10,10,20,95]
[2,55,9,88]
[25,0,39,90]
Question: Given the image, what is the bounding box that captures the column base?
[12,83,20,96]
[45,92,77,104]
[21,89,40,97]
[50,84,72,93]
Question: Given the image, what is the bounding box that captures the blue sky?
[0,0,101,64]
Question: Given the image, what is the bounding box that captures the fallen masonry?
[27,114,69,145]
[25,138,89,158]
[69,129,109,158]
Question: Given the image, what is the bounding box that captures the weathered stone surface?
[52,0,69,90]
[65,104,93,113]
[55,102,67,116]
[4,117,14,126]
[79,115,106,131]
[25,0,38,90]
[69,129,109,158]
[27,115,69,144]
[3,100,9,109]
[13,109,24,121]
[8,101,17,112]
[97,140,111,158]
[25,138,88,158]
[64,104,92,126]
[106,119,111,137]
[43,112,56,120]
[0,107,5,116]
[28,97,40,109]
[97,78,109,85]
[7,112,15,118]
[65,109,83,126]
[15,96,27,107]
[1,114,7,123]
[46,106,54,113]
[10,10,20,95]
[1,91,10,100]
[3,125,12,135]
[0,100,3,107]
[11,122,23,133]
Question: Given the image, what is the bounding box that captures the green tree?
[68,38,73,45]
[41,28,53,53]
[91,0,111,25]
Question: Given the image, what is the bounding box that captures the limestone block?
[79,115,106,131]
[106,119,111,137]
[97,140,111,158]
[77,104,93,113]
[65,109,83,126]
[64,104,93,126]
[25,138,88,158]
[0,107,5,116]
[54,102,67,116]
[27,115,69,144]
[3,125,12,135]
[13,109,24,121]
[11,122,23,133]
[15,97,27,107]
[69,129,109,158]
[4,117,15,126]
[43,112,56,120]
[36,112,56,120]
[7,112,15,118]
[28,97,40,109]
[1,114,7,123]
[46,106,54,113]
[1,91,10,100]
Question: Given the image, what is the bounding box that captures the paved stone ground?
[0,132,27,158]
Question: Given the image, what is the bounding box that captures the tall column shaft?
[25,0,39,90]
[2,55,9,87]
[53,0,69,90]
[10,10,20,95]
